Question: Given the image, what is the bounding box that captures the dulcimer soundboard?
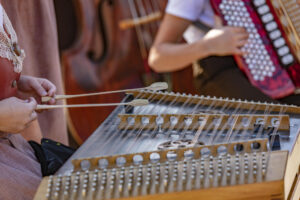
[34,90,300,199]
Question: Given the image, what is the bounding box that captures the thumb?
[27,97,37,110]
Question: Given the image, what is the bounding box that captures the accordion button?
[278,46,289,56]
[274,38,285,48]
[262,13,274,23]
[282,54,294,65]
[253,0,266,7]
[271,67,275,72]
[269,30,281,40]
[258,5,270,15]
[266,21,278,32]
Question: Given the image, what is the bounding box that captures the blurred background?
[53,0,197,145]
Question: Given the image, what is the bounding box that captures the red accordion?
[210,0,300,98]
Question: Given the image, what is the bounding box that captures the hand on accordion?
[202,27,249,56]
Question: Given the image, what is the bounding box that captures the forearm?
[149,40,210,73]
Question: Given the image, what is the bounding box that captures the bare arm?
[149,14,248,73]
[149,14,206,72]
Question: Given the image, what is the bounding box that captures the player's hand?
[17,75,56,104]
[0,97,37,133]
[202,27,249,56]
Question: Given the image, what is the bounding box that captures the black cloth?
[29,138,76,176]
[195,56,300,105]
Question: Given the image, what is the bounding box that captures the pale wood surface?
[34,179,284,200]
[285,132,300,199]
[290,166,300,200]
[33,177,49,200]
[120,181,284,200]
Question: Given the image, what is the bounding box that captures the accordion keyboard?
[211,0,300,98]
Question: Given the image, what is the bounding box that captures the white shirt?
[166,0,215,43]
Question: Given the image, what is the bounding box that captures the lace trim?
[0,8,25,73]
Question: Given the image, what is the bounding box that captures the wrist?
[196,39,212,58]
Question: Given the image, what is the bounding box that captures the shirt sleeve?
[166,0,205,21]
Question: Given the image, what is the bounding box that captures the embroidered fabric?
[0,7,25,73]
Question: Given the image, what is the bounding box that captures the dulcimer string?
[220,102,258,144]
[190,99,245,147]
[185,102,275,183]
[82,91,150,155]
[65,86,287,165]
[119,92,229,154]
[98,93,156,153]
[128,94,246,154]
[122,93,282,157]
[102,91,161,155]
[105,90,180,155]
[265,106,286,173]
[120,91,188,153]
[120,93,227,154]
[198,99,240,145]
[218,102,285,174]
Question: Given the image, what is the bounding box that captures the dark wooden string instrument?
[54,0,146,144]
